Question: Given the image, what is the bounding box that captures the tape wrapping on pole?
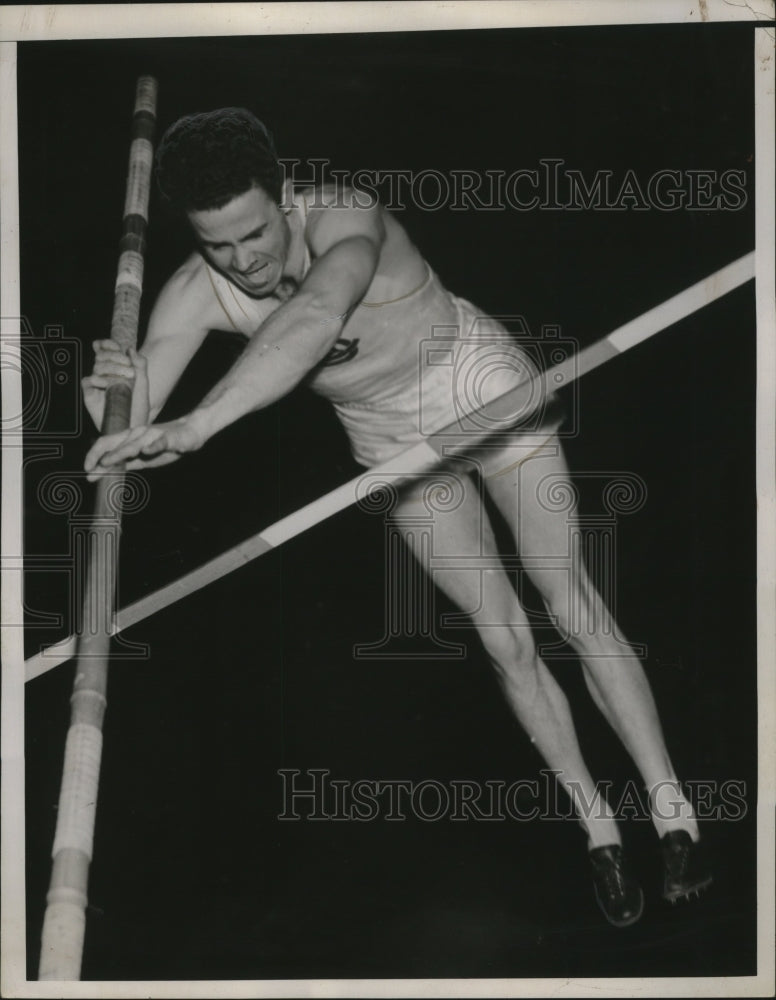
[51,724,103,859]
[38,903,86,982]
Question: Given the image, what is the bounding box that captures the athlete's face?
[188,184,292,296]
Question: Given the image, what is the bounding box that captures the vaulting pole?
[38,76,158,981]
[24,250,755,684]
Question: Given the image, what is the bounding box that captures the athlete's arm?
[82,259,214,432]
[85,196,385,476]
[191,196,385,436]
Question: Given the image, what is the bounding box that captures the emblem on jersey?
[323,337,360,366]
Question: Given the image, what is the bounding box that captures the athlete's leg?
[393,467,621,848]
[480,435,699,842]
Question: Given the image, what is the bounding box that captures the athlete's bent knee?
[480,626,537,677]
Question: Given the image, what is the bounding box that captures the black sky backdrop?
[19,23,758,981]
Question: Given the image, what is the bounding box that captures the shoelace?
[603,864,627,897]
[665,840,690,879]
[594,853,628,897]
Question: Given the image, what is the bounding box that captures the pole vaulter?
[26,249,755,686]
[37,76,158,981]
[31,84,754,975]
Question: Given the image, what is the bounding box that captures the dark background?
[20,23,757,981]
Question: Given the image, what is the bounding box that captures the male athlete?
[83,108,710,927]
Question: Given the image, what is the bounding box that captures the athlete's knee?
[479,624,539,691]
[540,576,621,659]
[533,567,596,635]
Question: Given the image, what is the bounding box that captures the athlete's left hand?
[84,416,204,481]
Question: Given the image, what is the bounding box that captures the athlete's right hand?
[81,340,150,430]
[84,416,204,481]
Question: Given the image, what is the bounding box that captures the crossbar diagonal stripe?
[24,251,756,683]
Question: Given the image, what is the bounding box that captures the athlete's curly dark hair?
[155,108,283,213]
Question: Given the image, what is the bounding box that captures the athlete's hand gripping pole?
[37,75,158,982]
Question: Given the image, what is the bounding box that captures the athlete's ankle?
[584,818,622,851]
[647,779,700,842]
[575,789,622,850]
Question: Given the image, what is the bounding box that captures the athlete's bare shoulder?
[151,252,225,334]
[295,183,426,291]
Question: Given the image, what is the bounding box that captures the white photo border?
[1,3,774,998]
